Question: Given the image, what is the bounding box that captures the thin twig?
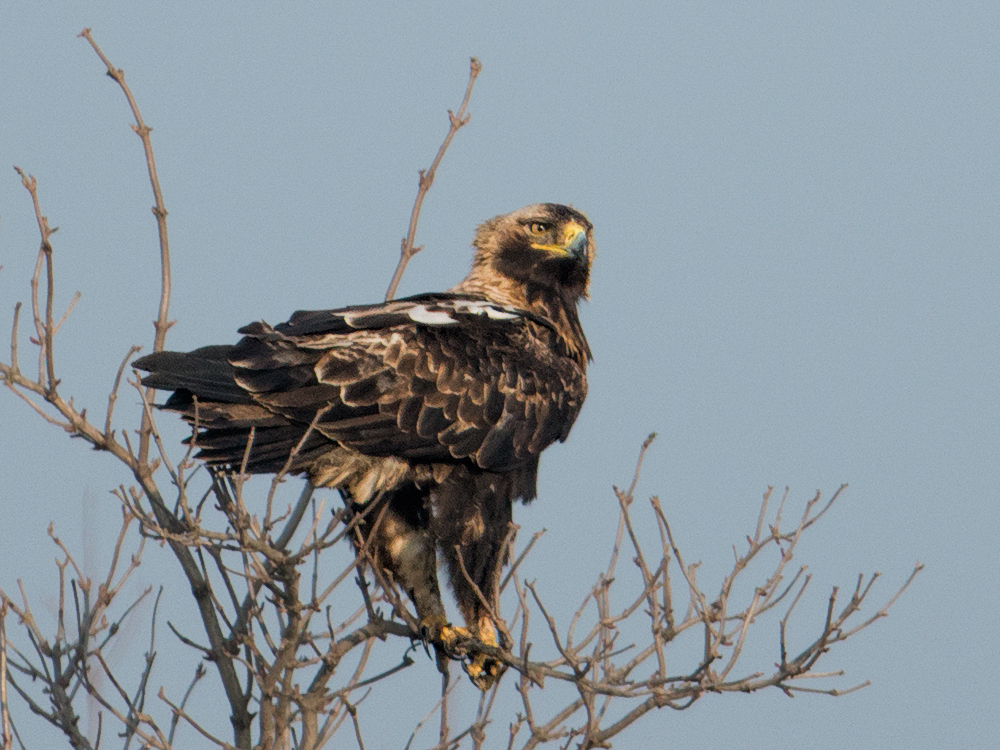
[78,28,174,480]
[385,57,482,301]
[0,602,12,750]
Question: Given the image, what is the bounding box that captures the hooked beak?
[530,220,589,260]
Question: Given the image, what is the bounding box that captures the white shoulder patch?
[484,305,520,320]
[406,304,459,325]
[452,300,522,320]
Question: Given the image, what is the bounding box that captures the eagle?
[134,203,594,688]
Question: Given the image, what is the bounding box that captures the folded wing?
[135,294,586,475]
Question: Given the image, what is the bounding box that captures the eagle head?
[463,203,595,307]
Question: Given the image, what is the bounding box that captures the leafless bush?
[0,30,920,750]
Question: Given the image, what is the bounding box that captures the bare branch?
[0,40,922,750]
[77,29,172,355]
[385,57,482,301]
[0,602,12,750]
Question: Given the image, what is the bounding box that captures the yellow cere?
[530,220,587,255]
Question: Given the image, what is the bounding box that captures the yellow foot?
[417,615,504,689]
[439,623,474,651]
[418,614,472,654]
[464,615,504,690]
[463,652,504,691]
[418,613,449,641]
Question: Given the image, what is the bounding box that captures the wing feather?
[140,294,586,473]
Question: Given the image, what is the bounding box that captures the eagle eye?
[527,221,551,235]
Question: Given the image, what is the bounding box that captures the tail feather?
[194,425,332,473]
[134,346,247,404]
[134,346,333,473]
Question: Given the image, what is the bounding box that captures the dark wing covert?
[167,294,585,473]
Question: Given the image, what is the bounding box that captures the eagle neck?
[452,273,591,367]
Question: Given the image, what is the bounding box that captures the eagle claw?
[418,615,503,689]
[418,614,446,642]
[463,652,503,691]
[418,615,467,652]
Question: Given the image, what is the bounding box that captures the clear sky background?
[1,3,996,748]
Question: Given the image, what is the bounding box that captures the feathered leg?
[349,484,446,630]
[434,470,515,689]
[349,482,483,685]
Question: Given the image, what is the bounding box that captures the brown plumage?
[134,203,594,688]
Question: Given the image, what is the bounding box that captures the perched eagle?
[134,203,594,688]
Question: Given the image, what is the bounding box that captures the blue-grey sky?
[2,3,996,748]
